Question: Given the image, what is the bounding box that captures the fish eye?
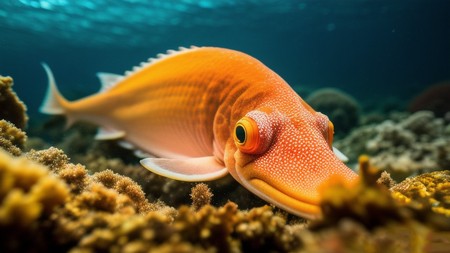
[235,125,246,144]
[233,116,260,154]
[233,111,275,155]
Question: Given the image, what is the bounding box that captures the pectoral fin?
[140,156,228,181]
[118,140,136,150]
[333,146,349,162]
[95,127,125,140]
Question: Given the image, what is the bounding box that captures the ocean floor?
[1,75,449,252]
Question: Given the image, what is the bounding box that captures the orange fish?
[40,46,358,219]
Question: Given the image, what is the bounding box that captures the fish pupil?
[235,125,246,144]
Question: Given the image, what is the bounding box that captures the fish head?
[225,106,358,219]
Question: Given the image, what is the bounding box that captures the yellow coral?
[0,149,69,227]
[58,163,89,193]
[9,157,48,191]
[0,189,42,227]
[93,169,155,213]
[391,170,450,217]
[317,155,414,229]
[31,176,71,215]
[75,182,119,213]
[26,147,69,171]
[190,183,214,211]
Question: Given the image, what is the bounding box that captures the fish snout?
[233,125,358,219]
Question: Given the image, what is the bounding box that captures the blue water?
[0,0,449,119]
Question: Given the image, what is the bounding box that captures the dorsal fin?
[96,72,124,93]
[123,46,199,78]
[94,46,200,91]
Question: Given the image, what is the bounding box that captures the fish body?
[41,46,358,219]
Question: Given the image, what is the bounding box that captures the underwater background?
[1,0,450,119]
[1,1,450,252]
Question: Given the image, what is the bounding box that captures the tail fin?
[39,63,68,114]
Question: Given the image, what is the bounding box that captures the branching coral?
[0,76,27,129]
[93,169,161,214]
[190,183,214,211]
[0,119,27,156]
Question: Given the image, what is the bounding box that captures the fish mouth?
[233,151,324,219]
[236,171,322,219]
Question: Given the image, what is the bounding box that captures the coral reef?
[26,147,170,216]
[10,143,450,253]
[335,111,450,181]
[1,143,300,252]
[66,202,300,253]
[0,75,27,129]
[0,119,27,156]
[1,128,450,253]
[306,87,360,136]
[0,149,69,251]
[0,145,177,252]
[409,81,450,117]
